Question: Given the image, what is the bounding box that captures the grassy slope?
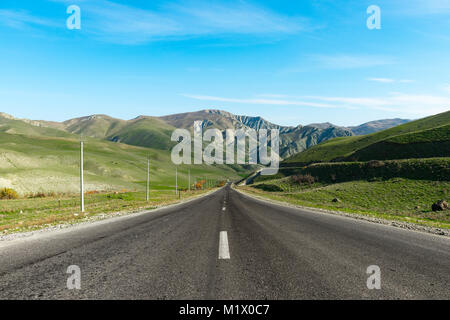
[107,117,176,150]
[55,115,176,150]
[0,116,73,138]
[387,124,450,143]
[0,130,247,194]
[285,110,450,163]
[63,115,127,139]
[241,178,450,229]
[348,125,450,161]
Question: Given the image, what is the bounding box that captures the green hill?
[285,110,450,164]
[0,113,72,139]
[61,114,127,139]
[50,114,176,150]
[106,117,176,150]
[0,115,248,195]
[347,124,450,161]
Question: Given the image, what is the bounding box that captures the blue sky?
[0,0,449,126]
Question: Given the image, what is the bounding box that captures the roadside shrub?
[291,174,316,185]
[0,188,19,200]
[195,180,206,189]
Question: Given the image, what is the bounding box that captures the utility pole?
[80,141,84,212]
[188,169,190,192]
[146,156,150,202]
[175,167,178,195]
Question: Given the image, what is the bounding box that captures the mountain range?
[0,110,410,160]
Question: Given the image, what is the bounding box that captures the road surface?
[0,185,449,299]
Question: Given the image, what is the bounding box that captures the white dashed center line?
[218,231,230,259]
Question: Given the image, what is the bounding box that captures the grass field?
[0,187,212,235]
[241,177,450,229]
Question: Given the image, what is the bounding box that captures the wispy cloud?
[301,93,450,115]
[184,92,450,116]
[367,78,414,83]
[389,0,450,15]
[40,0,308,44]
[367,78,395,83]
[166,1,306,34]
[182,94,341,109]
[310,54,395,69]
[257,94,290,99]
[0,9,58,29]
[279,54,396,74]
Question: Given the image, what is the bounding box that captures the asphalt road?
[0,184,449,299]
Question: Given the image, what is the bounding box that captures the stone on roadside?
[431,200,448,212]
